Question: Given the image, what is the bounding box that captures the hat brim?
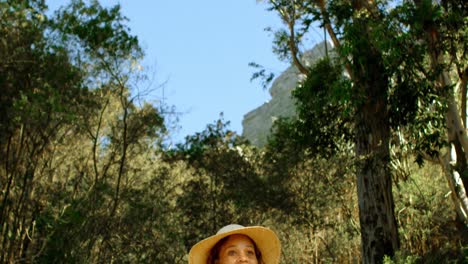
[188,226,280,264]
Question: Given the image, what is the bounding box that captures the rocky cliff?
[242,41,332,147]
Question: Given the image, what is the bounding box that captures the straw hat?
[188,224,281,264]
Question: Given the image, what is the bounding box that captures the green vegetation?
[0,0,466,263]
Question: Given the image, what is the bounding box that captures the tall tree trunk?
[352,23,399,263]
[439,152,468,222]
[418,1,468,222]
[354,86,400,263]
[440,84,468,223]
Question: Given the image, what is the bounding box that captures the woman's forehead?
[222,234,255,246]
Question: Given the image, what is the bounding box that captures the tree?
[406,0,468,224]
[261,0,467,261]
[0,1,91,261]
[260,0,401,261]
[169,118,267,249]
[0,0,166,262]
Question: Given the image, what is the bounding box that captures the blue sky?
[118,1,292,144]
[49,1,292,143]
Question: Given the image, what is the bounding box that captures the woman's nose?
[238,253,248,262]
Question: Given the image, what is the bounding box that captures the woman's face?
[215,234,259,264]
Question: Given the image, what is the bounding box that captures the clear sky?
[119,1,293,144]
[49,1,292,144]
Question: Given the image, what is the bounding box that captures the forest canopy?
[0,0,467,263]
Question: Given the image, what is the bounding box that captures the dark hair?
[207,235,263,264]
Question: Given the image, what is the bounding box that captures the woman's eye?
[227,250,237,256]
[246,250,255,256]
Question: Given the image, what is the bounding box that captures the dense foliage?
[260,0,467,262]
[0,0,466,263]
